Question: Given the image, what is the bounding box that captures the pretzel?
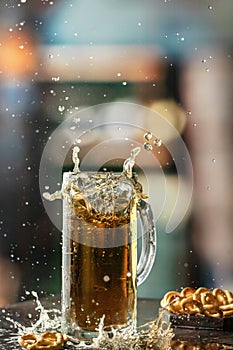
[18,332,67,350]
[219,303,233,317]
[180,287,196,298]
[213,288,233,305]
[160,291,184,314]
[200,292,218,309]
[160,287,233,318]
[180,297,203,315]
[167,298,185,314]
[160,291,181,308]
[203,308,223,318]
[193,287,210,303]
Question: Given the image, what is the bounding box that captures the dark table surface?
[0,297,232,349]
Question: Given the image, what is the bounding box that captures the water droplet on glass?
[212,158,216,163]
[143,142,153,151]
[153,138,162,147]
[192,123,197,127]
[144,132,152,141]
[208,5,213,10]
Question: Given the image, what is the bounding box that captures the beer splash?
[3,292,173,349]
[43,146,141,202]
[123,147,141,178]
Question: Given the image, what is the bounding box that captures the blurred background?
[0,0,232,306]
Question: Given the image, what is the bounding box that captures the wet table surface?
[0,297,232,349]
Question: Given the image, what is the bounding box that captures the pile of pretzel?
[160,287,233,318]
[18,331,68,350]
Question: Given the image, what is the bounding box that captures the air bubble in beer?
[103,275,110,282]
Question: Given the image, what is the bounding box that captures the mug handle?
[137,199,157,286]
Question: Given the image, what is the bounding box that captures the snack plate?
[160,308,233,331]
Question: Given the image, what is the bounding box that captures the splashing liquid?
[43,146,141,201]
[3,292,173,349]
[123,146,141,177]
[72,146,81,173]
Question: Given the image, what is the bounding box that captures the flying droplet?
[212,158,216,163]
[52,76,60,82]
[58,105,65,112]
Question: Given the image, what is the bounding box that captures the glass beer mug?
[61,170,156,338]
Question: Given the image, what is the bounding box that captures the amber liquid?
[62,191,137,336]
